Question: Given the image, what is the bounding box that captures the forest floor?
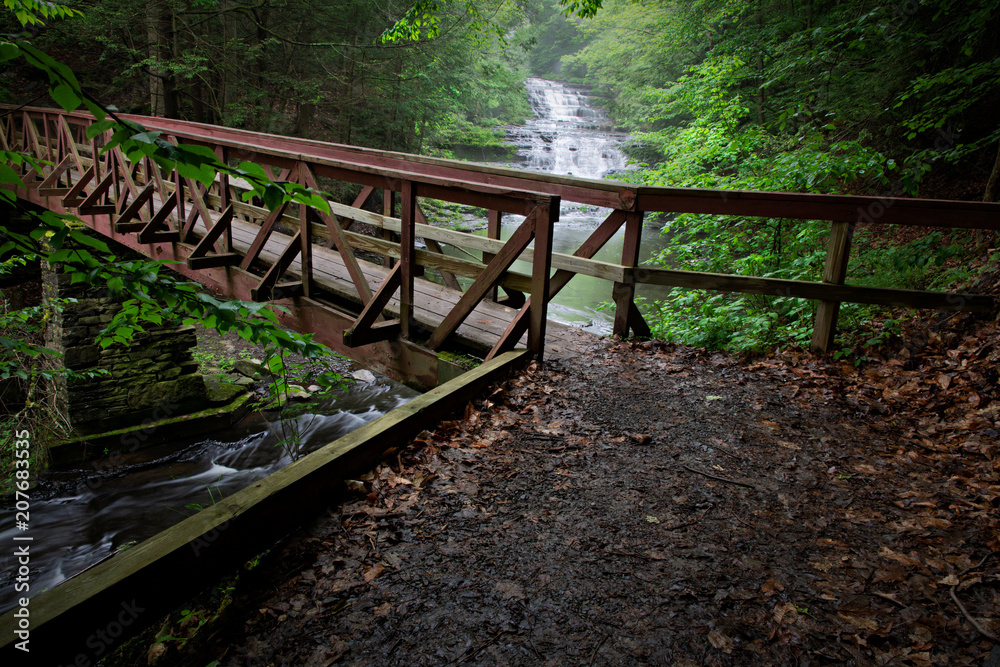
[133,311,999,667]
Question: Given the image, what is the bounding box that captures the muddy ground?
[123,325,998,666]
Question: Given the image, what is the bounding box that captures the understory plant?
[619,52,982,354]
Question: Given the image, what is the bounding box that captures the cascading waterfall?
[492,78,671,332]
[507,78,627,182]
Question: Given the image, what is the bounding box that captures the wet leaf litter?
[164,322,996,666]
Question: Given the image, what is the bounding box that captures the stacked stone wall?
[43,268,207,435]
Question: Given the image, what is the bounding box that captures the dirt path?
[130,333,998,667]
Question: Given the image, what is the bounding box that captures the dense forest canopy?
[1,0,532,154]
[3,0,997,201]
[528,0,1000,200]
[521,0,1000,351]
[2,0,999,356]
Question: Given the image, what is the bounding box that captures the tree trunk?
[295,102,315,137]
[755,0,765,125]
[146,0,179,118]
[985,140,1000,202]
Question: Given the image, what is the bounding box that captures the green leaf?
[262,183,285,211]
[0,42,20,62]
[86,119,116,139]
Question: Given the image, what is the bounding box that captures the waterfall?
[506,78,627,182]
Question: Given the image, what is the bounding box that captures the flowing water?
[491,78,672,332]
[0,377,418,613]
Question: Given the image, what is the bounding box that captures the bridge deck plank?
[223,215,582,356]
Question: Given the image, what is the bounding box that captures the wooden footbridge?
[3,106,998,388]
[2,107,1000,664]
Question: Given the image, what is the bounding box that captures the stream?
[0,378,419,613]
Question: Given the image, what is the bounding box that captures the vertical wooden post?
[528,198,557,361]
[382,188,397,269]
[174,172,186,241]
[217,147,231,251]
[299,207,313,299]
[613,210,644,338]
[810,221,855,352]
[42,112,53,164]
[399,181,417,340]
[296,162,312,298]
[486,209,501,301]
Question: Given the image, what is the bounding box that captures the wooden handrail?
[4,106,1000,356]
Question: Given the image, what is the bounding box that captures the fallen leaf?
[363,564,384,583]
[838,612,879,631]
[773,601,799,625]
[493,581,525,600]
[761,578,785,597]
[707,629,733,654]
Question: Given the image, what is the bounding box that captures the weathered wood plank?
[252,232,302,302]
[188,206,236,259]
[114,182,155,231]
[77,170,116,215]
[344,265,401,347]
[528,202,555,359]
[427,211,536,350]
[341,230,533,294]
[636,187,1000,229]
[613,211,643,338]
[810,222,855,352]
[301,164,372,303]
[634,267,994,312]
[138,196,180,244]
[186,253,241,270]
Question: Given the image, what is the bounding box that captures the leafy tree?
[0,1,339,469]
[16,0,531,153]
[548,0,999,352]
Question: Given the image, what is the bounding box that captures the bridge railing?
[4,105,1000,364]
[126,113,1000,350]
[1,107,561,385]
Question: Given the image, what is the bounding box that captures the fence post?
[613,210,647,338]
[299,184,313,299]
[528,199,557,361]
[382,188,397,269]
[485,209,501,302]
[810,221,855,352]
[399,180,417,340]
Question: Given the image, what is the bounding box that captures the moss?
[205,379,247,404]
[437,350,481,371]
[48,392,258,466]
[417,197,488,232]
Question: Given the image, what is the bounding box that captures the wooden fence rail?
[3,106,1000,366]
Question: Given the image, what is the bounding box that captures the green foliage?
[563,0,1000,353]
[0,1,343,471]
[2,0,80,27]
[881,232,963,273]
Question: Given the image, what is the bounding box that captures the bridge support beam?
[612,211,651,339]
[811,221,855,353]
